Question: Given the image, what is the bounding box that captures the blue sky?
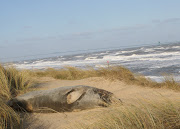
[1,0,180,62]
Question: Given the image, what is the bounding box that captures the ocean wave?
[11,43,180,82]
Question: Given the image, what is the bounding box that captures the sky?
[1,0,180,62]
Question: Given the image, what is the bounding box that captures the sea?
[11,42,180,82]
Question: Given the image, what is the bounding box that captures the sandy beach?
[22,77,180,129]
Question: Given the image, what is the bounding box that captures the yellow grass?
[0,65,33,129]
[74,99,180,129]
[0,65,33,99]
[32,66,97,80]
[0,99,20,129]
[31,66,180,91]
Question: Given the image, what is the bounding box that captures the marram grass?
[72,99,180,129]
[31,66,180,91]
[0,64,33,129]
[0,65,33,99]
[0,99,20,129]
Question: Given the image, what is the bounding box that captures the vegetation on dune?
[0,65,33,129]
[0,99,20,129]
[75,99,180,129]
[0,64,179,128]
[0,65,33,99]
[31,66,180,91]
[31,66,97,80]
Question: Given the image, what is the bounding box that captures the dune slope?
[22,77,180,129]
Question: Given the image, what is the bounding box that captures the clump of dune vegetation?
[0,65,33,98]
[0,99,20,129]
[74,99,180,129]
[31,66,180,91]
[0,64,33,129]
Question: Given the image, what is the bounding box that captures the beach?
[21,77,180,129]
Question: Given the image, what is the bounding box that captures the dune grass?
[0,98,20,129]
[31,66,180,91]
[0,65,33,129]
[73,99,180,129]
[31,66,97,80]
[0,65,33,98]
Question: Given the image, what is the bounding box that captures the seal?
[7,85,121,113]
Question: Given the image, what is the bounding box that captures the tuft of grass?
[0,98,20,129]
[161,75,180,90]
[5,67,32,91]
[0,64,34,129]
[0,67,11,100]
[0,65,33,98]
[74,99,180,129]
[97,66,136,82]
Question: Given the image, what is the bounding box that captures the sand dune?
[22,77,180,129]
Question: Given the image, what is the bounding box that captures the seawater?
[12,43,180,82]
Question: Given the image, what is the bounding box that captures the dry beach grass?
[0,65,32,129]
[73,99,180,129]
[31,66,180,91]
[0,64,180,129]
